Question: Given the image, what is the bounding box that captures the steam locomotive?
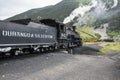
[0,18,82,56]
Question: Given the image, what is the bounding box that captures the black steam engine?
[0,18,82,56]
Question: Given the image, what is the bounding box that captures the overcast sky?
[0,0,62,20]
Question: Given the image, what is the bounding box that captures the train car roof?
[39,19,65,27]
[10,18,32,25]
[10,18,65,27]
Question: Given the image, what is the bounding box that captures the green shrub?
[95,33,101,40]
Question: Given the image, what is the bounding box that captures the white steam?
[111,0,118,8]
[63,0,98,24]
[94,0,107,17]
[93,23,109,40]
[94,0,118,18]
[63,0,118,24]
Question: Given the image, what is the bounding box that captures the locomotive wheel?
[41,47,49,52]
[29,48,34,54]
[49,47,52,51]
[49,46,54,52]
[51,46,55,51]
[0,53,6,57]
[45,48,48,52]
[39,48,44,53]
[9,49,17,57]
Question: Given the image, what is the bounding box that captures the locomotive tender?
[0,18,82,55]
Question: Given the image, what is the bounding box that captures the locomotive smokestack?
[72,26,76,32]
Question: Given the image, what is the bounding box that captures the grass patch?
[100,43,120,53]
[76,26,100,41]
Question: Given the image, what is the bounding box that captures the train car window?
[59,25,66,32]
[61,25,64,31]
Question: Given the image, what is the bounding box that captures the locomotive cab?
[58,24,68,48]
[59,24,67,39]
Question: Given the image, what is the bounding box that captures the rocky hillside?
[75,0,120,39]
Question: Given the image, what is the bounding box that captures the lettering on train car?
[2,30,53,39]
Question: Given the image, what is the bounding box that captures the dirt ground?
[0,44,120,80]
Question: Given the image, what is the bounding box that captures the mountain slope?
[6,0,84,21]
